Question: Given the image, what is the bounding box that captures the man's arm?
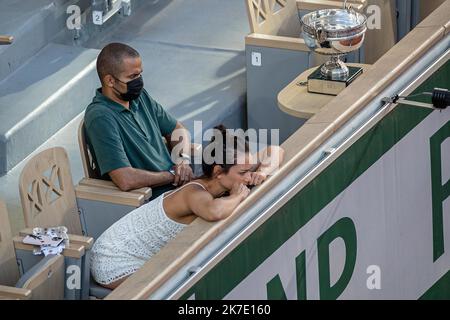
[165,121,194,185]
[109,167,174,192]
[165,121,191,157]
[86,110,176,192]
[150,94,194,185]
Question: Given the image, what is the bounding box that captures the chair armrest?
[245,33,310,52]
[75,184,147,207]
[78,178,152,201]
[0,286,31,299]
[297,0,367,11]
[0,35,14,45]
[13,236,85,259]
[19,228,94,250]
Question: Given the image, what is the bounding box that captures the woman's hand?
[173,161,194,186]
[249,171,268,186]
[230,183,251,200]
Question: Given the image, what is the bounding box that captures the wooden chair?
[297,0,367,12]
[17,148,95,299]
[17,147,148,238]
[0,201,65,300]
[17,146,153,299]
[19,147,83,235]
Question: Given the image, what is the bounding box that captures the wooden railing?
[0,35,13,45]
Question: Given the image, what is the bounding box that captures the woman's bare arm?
[185,184,250,222]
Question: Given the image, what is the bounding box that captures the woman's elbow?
[203,206,227,222]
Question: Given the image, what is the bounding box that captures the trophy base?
[307,66,363,96]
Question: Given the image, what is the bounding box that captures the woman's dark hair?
[202,125,250,178]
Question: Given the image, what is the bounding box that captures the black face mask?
[113,75,144,101]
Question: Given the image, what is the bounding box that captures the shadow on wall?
[0,48,83,97]
[172,70,247,132]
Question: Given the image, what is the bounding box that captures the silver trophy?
[300,2,367,94]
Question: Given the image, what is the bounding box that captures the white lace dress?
[90,182,206,285]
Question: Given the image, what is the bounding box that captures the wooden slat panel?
[19,147,82,235]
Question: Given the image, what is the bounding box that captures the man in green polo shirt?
[84,43,194,199]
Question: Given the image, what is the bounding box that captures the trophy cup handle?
[343,0,347,9]
[343,0,354,13]
[316,28,327,44]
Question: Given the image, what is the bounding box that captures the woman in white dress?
[90,125,284,289]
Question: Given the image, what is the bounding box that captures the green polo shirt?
[84,88,177,199]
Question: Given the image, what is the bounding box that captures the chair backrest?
[19,147,82,235]
[245,0,301,37]
[0,201,20,286]
[78,118,101,179]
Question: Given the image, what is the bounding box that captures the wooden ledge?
[297,0,367,12]
[78,178,152,201]
[0,286,31,300]
[0,35,14,45]
[75,184,145,207]
[19,228,94,250]
[13,236,85,259]
[278,64,372,119]
[245,33,310,52]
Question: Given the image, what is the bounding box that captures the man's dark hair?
[96,43,140,84]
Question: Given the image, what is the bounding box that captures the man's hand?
[173,161,194,186]
[249,171,268,186]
